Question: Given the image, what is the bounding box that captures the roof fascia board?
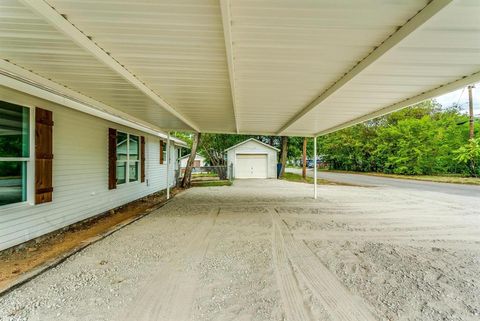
[0,61,187,146]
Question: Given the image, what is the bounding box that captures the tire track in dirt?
[271,215,312,321]
[295,227,480,242]
[119,208,219,321]
[272,209,378,321]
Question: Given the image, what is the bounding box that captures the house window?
[162,141,167,164]
[160,141,167,165]
[0,101,30,206]
[116,132,139,184]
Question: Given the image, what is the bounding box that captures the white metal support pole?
[166,132,171,200]
[313,137,317,199]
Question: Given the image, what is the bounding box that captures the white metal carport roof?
[1,0,479,137]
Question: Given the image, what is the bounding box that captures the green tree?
[199,133,253,166]
[174,100,477,178]
[317,100,475,176]
[454,138,480,177]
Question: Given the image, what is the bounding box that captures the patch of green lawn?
[191,172,218,178]
[191,180,232,187]
[281,172,352,186]
[325,170,480,186]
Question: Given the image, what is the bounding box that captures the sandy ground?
[0,189,177,291]
[0,179,479,321]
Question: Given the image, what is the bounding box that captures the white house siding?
[227,140,278,179]
[0,88,178,251]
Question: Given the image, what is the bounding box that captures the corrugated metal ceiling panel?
[0,0,190,130]
[1,0,479,136]
[230,0,430,134]
[46,0,236,133]
[288,0,480,135]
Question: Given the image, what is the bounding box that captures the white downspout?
[314,136,317,199]
[166,132,171,200]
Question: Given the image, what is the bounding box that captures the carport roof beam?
[313,136,317,200]
[220,0,240,134]
[276,0,455,135]
[20,0,200,133]
[316,70,480,136]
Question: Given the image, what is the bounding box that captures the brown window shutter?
[35,107,54,204]
[159,140,164,164]
[108,128,117,190]
[140,136,145,182]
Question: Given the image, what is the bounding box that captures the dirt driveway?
[1,179,479,321]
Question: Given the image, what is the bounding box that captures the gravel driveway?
[1,179,479,321]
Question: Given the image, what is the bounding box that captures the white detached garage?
[226,139,279,179]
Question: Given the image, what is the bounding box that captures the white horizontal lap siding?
[0,87,177,251]
[227,140,278,179]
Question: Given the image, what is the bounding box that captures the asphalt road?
[287,168,480,198]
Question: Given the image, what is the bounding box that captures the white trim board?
[0,62,187,147]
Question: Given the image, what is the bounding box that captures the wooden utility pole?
[468,85,475,139]
[181,132,201,188]
[302,137,307,179]
[279,136,288,178]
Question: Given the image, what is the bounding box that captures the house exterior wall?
[0,88,178,251]
[226,140,278,179]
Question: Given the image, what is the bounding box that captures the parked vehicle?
[299,156,328,168]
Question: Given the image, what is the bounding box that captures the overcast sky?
[433,83,479,116]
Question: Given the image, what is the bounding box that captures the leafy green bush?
[454,138,480,177]
[318,101,477,176]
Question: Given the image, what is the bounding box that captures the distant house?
[225,138,279,179]
[179,153,206,168]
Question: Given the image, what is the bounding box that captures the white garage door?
[236,154,268,179]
